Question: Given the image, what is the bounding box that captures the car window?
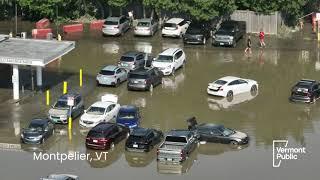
[151,70,156,77]
[174,51,183,60]
[107,104,115,112]
[120,17,125,24]
[75,96,81,105]
[178,20,185,26]
[147,132,154,139]
[228,80,239,86]
[238,79,247,84]
[211,129,222,136]
[312,84,319,90]
[136,54,144,61]
[116,69,121,74]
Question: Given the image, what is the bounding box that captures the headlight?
[166,65,172,69]
[229,36,234,40]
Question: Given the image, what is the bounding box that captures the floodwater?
[1,22,320,180]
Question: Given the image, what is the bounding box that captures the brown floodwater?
[0,22,320,180]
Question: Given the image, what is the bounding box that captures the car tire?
[115,79,120,87]
[226,91,233,102]
[250,85,258,96]
[230,140,239,148]
[171,68,176,76]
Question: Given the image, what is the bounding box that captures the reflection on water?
[102,41,120,54]
[161,71,185,91]
[157,150,198,174]
[125,148,157,167]
[207,91,258,110]
[198,143,248,156]
[134,41,152,53]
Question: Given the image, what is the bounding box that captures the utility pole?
[15,3,17,36]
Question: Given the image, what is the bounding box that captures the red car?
[86,122,130,150]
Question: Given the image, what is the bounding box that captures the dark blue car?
[116,105,141,129]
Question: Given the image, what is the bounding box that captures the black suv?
[126,128,163,152]
[212,20,246,47]
[127,67,163,91]
[290,79,320,103]
[183,22,212,45]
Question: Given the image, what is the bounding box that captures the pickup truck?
[157,130,198,163]
[212,20,246,47]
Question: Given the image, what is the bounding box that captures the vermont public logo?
[273,140,307,167]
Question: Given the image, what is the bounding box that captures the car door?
[238,79,249,93]
[115,69,122,81]
[312,84,320,99]
[174,50,183,68]
[120,68,127,81]
[179,20,188,34]
[110,126,120,143]
[106,104,116,121]
[136,54,145,68]
[228,80,241,94]
[119,17,124,32]
[72,96,80,116]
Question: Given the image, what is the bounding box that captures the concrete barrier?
[63,24,84,33]
[90,20,105,30]
[36,18,50,29]
[32,28,52,39]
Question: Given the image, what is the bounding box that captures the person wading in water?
[245,35,252,54]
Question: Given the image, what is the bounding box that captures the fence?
[231,10,282,35]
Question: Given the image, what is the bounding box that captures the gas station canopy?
[0,34,75,67]
[0,34,75,100]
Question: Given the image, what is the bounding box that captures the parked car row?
[102,16,246,47]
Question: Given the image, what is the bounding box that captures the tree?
[106,0,129,15]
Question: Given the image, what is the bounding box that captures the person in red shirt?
[259,29,266,48]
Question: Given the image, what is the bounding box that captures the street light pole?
[15,3,17,36]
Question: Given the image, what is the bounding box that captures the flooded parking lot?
[1,23,320,180]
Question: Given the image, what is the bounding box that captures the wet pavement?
[1,22,320,180]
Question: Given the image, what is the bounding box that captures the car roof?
[131,128,152,136]
[166,18,184,24]
[58,93,80,100]
[91,122,114,131]
[102,65,118,71]
[137,18,152,22]
[159,48,182,56]
[198,123,223,129]
[217,76,241,83]
[166,129,192,137]
[129,67,154,75]
[90,101,114,108]
[106,16,123,21]
[120,105,138,112]
[123,51,143,57]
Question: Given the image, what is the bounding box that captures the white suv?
[152,48,186,75]
[161,18,190,38]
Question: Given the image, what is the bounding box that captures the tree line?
[0,0,318,25]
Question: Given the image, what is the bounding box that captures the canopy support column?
[36,66,42,87]
[12,65,19,100]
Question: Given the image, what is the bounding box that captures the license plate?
[134,80,138,83]
[133,144,138,148]
[220,43,224,45]
[93,140,98,143]
[167,158,172,161]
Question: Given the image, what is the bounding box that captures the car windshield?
[218,127,235,136]
[214,80,227,85]
[100,70,115,75]
[217,25,235,33]
[164,23,177,28]
[128,73,147,79]
[137,22,150,27]
[165,136,187,143]
[120,56,134,62]
[54,100,68,109]
[295,82,311,90]
[28,122,44,131]
[118,111,136,119]
[87,106,105,115]
[186,27,202,34]
[88,130,104,138]
[105,20,118,25]
[155,55,173,62]
[129,135,145,142]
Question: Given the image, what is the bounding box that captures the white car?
[41,174,79,180]
[152,48,186,75]
[207,76,258,99]
[161,18,190,38]
[79,94,120,128]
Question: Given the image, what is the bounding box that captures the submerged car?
[127,67,163,91]
[102,16,130,36]
[116,105,141,129]
[152,48,186,76]
[187,117,249,145]
[96,65,128,87]
[80,94,120,128]
[41,174,79,180]
[85,122,130,150]
[134,18,158,36]
[118,51,152,71]
[289,79,320,103]
[183,22,212,44]
[48,93,84,124]
[162,18,190,38]
[126,128,163,152]
[207,76,258,99]
[21,118,54,144]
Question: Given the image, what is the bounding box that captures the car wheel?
[115,79,120,87]
[149,84,154,92]
[202,38,206,45]
[226,91,233,102]
[230,140,239,148]
[179,33,183,38]
[171,68,176,76]
[250,85,258,95]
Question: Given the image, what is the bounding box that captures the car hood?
[49,108,68,116]
[229,131,247,139]
[23,129,43,137]
[81,113,105,122]
[117,118,138,125]
[152,61,172,68]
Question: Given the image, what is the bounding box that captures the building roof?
[0,35,75,67]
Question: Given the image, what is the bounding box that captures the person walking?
[259,29,266,48]
[245,35,252,54]
[128,10,134,27]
